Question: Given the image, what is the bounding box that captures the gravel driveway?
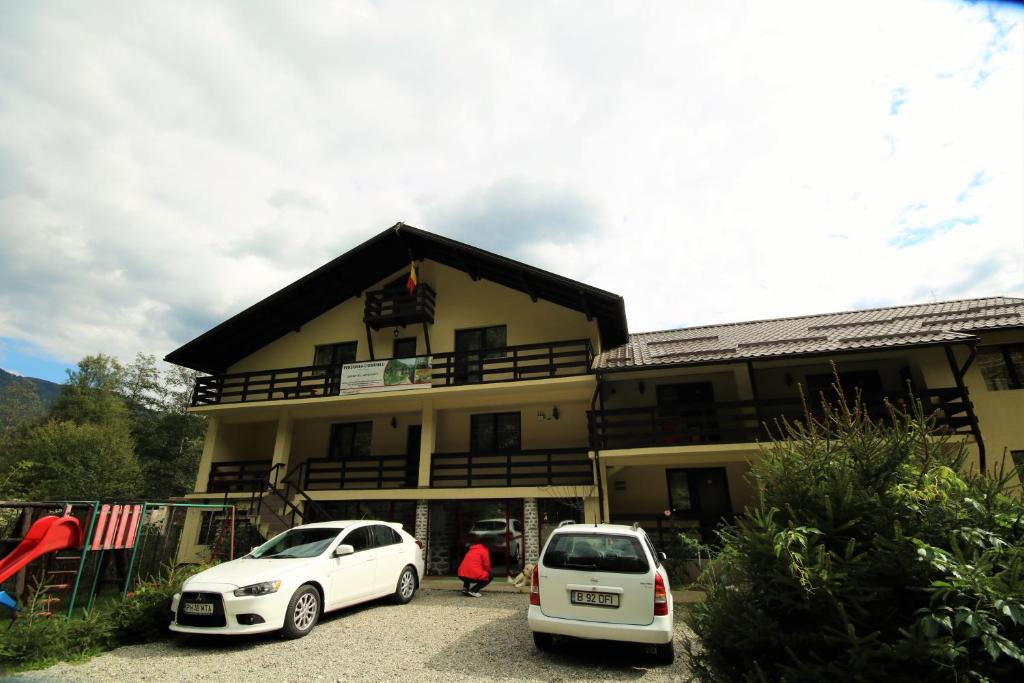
[13,590,695,682]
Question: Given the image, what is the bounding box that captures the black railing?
[589,387,971,450]
[299,455,416,490]
[207,459,273,492]
[430,448,593,488]
[364,284,436,329]
[191,339,594,405]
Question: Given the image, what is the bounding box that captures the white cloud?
[0,0,1021,364]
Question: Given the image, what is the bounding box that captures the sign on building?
[340,357,432,395]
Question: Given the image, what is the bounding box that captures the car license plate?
[570,590,619,608]
[183,602,214,615]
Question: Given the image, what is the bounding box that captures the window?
[341,526,373,552]
[250,528,341,558]
[978,345,1024,391]
[371,524,401,547]
[470,412,521,452]
[197,511,227,546]
[393,337,417,358]
[314,341,357,367]
[1012,451,1024,474]
[454,326,507,383]
[542,533,649,574]
[329,421,373,459]
[666,470,694,512]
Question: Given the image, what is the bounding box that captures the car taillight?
[654,572,669,616]
[529,568,541,606]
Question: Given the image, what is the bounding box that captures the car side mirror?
[659,551,668,561]
[334,544,355,557]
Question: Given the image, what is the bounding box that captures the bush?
[0,562,210,674]
[686,386,1024,682]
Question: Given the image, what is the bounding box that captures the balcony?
[430,447,593,488]
[363,283,436,330]
[190,339,593,406]
[588,387,974,450]
[207,459,272,492]
[298,455,417,490]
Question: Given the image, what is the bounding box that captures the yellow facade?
[175,249,1024,567]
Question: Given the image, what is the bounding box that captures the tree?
[686,388,1024,682]
[0,378,45,437]
[18,419,140,501]
[50,354,128,426]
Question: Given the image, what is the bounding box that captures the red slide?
[0,516,83,584]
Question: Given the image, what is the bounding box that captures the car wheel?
[281,585,320,639]
[393,565,417,605]
[532,632,555,652]
[654,641,675,665]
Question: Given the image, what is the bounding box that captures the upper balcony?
[363,283,436,330]
[190,338,594,406]
[588,387,975,450]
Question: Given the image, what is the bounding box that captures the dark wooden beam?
[579,290,593,321]
[421,321,432,355]
[519,272,538,302]
[944,344,985,472]
[365,323,375,361]
[450,246,479,281]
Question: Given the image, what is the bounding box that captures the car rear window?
[542,533,650,574]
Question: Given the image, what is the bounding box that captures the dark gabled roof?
[165,223,628,373]
[594,296,1024,371]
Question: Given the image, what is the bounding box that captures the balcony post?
[418,400,436,487]
[195,416,221,493]
[271,411,294,479]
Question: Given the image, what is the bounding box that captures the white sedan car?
[170,520,425,638]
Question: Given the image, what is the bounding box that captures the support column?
[418,400,436,488]
[523,498,540,564]
[194,416,221,493]
[271,411,294,479]
[414,499,429,546]
[599,464,611,522]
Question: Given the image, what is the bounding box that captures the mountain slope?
[0,368,62,405]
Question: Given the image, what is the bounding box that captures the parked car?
[527,522,675,664]
[465,518,523,564]
[170,520,425,638]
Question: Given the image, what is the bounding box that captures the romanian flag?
[405,262,418,295]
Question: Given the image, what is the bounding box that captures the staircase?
[232,463,331,543]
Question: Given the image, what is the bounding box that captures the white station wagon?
[527,523,675,664]
[170,520,425,638]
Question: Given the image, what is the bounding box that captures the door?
[327,525,377,607]
[693,468,732,528]
[454,326,506,383]
[369,524,405,594]
[404,426,422,487]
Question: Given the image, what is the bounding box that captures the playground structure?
[0,500,240,618]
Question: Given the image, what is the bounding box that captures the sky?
[0,0,1022,383]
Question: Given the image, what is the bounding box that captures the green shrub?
[0,562,211,674]
[686,385,1024,682]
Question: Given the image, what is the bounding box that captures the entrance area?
[426,499,523,577]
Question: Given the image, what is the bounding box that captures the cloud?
[424,179,601,259]
[0,0,1020,372]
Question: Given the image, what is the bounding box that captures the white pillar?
[271,411,294,476]
[194,416,221,493]
[418,400,436,487]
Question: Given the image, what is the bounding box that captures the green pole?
[122,503,148,596]
[86,550,105,613]
[66,502,99,618]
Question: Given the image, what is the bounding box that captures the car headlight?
[233,580,282,597]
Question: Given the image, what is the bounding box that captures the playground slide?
[0,515,83,585]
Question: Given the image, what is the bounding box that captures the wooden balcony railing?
[589,387,973,450]
[207,459,273,492]
[364,284,436,329]
[191,339,594,406]
[298,455,416,490]
[430,448,593,488]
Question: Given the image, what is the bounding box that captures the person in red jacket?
[457,541,492,597]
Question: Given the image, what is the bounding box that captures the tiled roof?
[594,296,1024,370]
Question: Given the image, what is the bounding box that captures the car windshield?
[542,533,649,573]
[250,528,342,559]
[472,521,505,532]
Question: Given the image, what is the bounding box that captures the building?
[166,223,1024,571]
